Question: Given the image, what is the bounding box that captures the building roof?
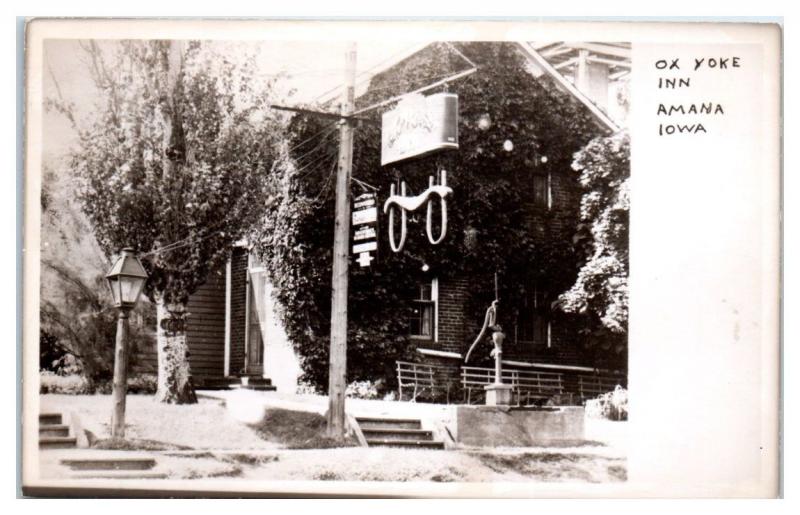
[315,41,625,133]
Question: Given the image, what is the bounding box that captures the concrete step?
[241,376,273,386]
[69,470,168,480]
[365,438,445,450]
[39,425,70,437]
[39,436,77,449]
[356,417,422,430]
[39,413,63,425]
[196,378,239,390]
[230,383,277,392]
[60,458,157,471]
[361,428,434,442]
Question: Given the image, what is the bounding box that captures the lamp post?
[105,248,148,438]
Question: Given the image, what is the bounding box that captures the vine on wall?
[254,42,605,391]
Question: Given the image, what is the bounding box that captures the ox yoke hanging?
[383,169,453,253]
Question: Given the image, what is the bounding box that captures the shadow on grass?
[473,452,627,483]
[249,408,359,449]
[91,438,193,451]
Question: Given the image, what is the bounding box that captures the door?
[244,256,267,375]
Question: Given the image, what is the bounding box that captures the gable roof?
[315,41,621,133]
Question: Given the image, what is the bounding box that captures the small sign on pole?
[351,192,379,267]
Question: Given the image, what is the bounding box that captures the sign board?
[351,192,379,267]
[351,207,377,226]
[381,92,459,166]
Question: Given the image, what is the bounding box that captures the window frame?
[532,172,553,210]
[408,278,439,342]
[515,286,552,348]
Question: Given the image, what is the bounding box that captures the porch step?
[69,470,168,480]
[40,436,78,449]
[361,428,434,442]
[241,377,273,386]
[230,383,277,392]
[198,377,276,391]
[39,413,63,425]
[241,385,277,391]
[356,417,422,431]
[39,411,76,449]
[39,424,70,437]
[197,377,242,390]
[61,458,157,471]
[364,438,445,450]
[355,416,445,449]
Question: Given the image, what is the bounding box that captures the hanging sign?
[383,169,452,253]
[381,92,459,166]
[351,192,379,267]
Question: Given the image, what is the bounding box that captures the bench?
[461,366,565,406]
[576,373,627,401]
[396,361,456,402]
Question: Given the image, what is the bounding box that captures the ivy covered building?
[167,41,630,395]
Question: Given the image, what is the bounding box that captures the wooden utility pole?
[327,43,357,438]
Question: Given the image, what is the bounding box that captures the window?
[515,287,551,347]
[409,280,437,340]
[532,173,552,209]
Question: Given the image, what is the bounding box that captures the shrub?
[345,380,379,400]
[39,371,90,395]
[39,371,158,395]
[40,329,68,372]
[295,380,319,395]
[585,385,628,421]
[127,374,158,395]
[40,262,156,388]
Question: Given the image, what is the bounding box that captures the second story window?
[532,173,552,209]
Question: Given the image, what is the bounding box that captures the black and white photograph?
[20,19,781,498]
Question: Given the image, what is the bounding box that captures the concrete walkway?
[198,389,456,432]
[198,389,627,456]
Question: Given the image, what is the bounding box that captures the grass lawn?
[40,394,278,450]
[238,447,626,483]
[39,393,627,483]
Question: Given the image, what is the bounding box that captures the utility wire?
[312,42,430,104]
[291,125,339,167]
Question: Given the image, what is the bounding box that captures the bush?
[585,385,628,421]
[345,380,380,400]
[295,380,319,395]
[39,371,158,395]
[127,374,158,394]
[40,261,156,389]
[40,371,91,395]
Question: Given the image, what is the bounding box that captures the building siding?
[185,268,227,379]
[228,247,248,376]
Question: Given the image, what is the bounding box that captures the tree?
[50,40,283,402]
[40,163,153,388]
[558,131,630,355]
[254,42,601,390]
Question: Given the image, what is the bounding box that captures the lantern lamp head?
[105,248,148,310]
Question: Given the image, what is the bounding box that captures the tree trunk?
[154,297,197,404]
